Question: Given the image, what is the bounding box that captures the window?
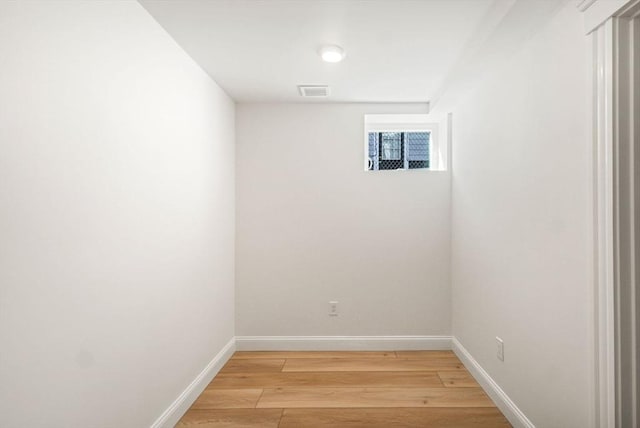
[368,131,430,170]
[364,114,446,171]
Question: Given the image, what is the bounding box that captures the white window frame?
[364,114,446,171]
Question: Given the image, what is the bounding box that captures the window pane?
[406,132,429,169]
[380,132,402,160]
[367,132,378,170]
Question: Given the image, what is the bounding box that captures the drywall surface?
[236,103,450,336]
[0,2,235,427]
[450,3,592,427]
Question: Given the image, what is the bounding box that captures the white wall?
[0,2,235,427]
[450,3,591,427]
[236,103,450,337]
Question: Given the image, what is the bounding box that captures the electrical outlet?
[496,337,504,361]
[329,301,339,317]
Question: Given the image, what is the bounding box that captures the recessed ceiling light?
[319,45,345,63]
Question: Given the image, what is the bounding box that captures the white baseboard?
[235,335,452,351]
[150,337,236,428]
[452,337,535,428]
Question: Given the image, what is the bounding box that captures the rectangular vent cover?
[298,85,330,97]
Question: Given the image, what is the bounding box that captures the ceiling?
[139,0,496,103]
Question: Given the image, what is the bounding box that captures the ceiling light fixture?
[319,45,345,63]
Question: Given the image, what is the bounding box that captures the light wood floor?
[177,350,512,427]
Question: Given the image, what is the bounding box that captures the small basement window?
[364,114,447,171]
[368,131,430,170]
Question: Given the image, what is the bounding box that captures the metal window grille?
[367,131,430,170]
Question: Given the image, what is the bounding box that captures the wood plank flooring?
[177,351,512,427]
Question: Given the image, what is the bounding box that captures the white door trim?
[585,1,640,426]
[592,18,617,427]
[581,0,632,33]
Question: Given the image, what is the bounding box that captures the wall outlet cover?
[496,336,504,361]
[329,301,339,316]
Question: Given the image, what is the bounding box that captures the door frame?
[582,0,640,426]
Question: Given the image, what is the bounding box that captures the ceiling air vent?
[298,85,330,98]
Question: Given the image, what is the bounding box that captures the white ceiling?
[139,0,496,103]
